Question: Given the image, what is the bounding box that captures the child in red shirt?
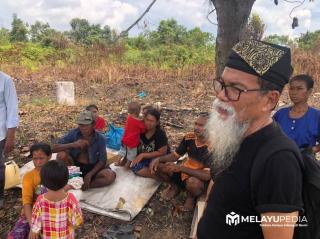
[116,102,145,168]
[86,104,107,133]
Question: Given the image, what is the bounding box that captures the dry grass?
[292,48,320,91]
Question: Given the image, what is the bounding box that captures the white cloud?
[41,0,79,9]
[0,0,138,31]
[253,0,320,37]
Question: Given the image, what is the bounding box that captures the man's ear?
[261,90,281,112]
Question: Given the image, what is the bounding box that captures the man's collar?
[76,127,98,141]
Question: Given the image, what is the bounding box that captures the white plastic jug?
[4,160,20,189]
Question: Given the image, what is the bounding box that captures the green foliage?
[41,31,70,49]
[123,19,215,68]
[0,42,59,71]
[127,35,150,50]
[1,16,215,69]
[262,17,320,50]
[123,43,214,68]
[10,14,28,42]
[185,27,214,47]
[21,57,38,71]
[21,43,54,62]
[156,19,187,45]
[30,21,50,42]
[245,13,266,40]
[0,44,13,64]
[0,28,10,45]
[20,43,54,71]
[69,18,113,45]
[297,30,320,50]
[263,34,294,47]
[264,31,320,50]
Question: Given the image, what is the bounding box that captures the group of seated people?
[7,73,320,238]
[7,102,212,239]
[55,101,212,211]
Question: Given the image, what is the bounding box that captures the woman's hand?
[150,158,160,174]
[130,154,145,168]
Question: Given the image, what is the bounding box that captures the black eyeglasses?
[213,78,265,101]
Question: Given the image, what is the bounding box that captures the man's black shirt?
[197,123,303,239]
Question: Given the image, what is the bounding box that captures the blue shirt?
[58,128,107,164]
[274,106,320,148]
[0,71,19,141]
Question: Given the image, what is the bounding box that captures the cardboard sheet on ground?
[17,150,160,221]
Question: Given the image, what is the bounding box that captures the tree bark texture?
[211,0,256,77]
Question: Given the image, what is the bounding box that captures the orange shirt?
[174,132,211,181]
[22,168,41,206]
[181,158,205,181]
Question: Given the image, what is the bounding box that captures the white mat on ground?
[75,164,160,221]
[17,152,160,221]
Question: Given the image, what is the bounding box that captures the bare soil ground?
[0,75,214,239]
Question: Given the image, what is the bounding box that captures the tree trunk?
[212,0,256,77]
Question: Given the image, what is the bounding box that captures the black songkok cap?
[226,40,293,91]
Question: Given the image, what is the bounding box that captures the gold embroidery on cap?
[233,40,285,75]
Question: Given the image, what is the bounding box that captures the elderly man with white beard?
[197,40,303,239]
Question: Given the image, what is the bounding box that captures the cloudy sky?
[0,0,319,38]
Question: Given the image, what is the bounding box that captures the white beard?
[206,99,249,177]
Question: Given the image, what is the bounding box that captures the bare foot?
[161,184,180,201]
[181,196,195,212]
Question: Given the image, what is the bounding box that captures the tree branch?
[207,5,217,25]
[115,0,157,41]
[210,0,216,6]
